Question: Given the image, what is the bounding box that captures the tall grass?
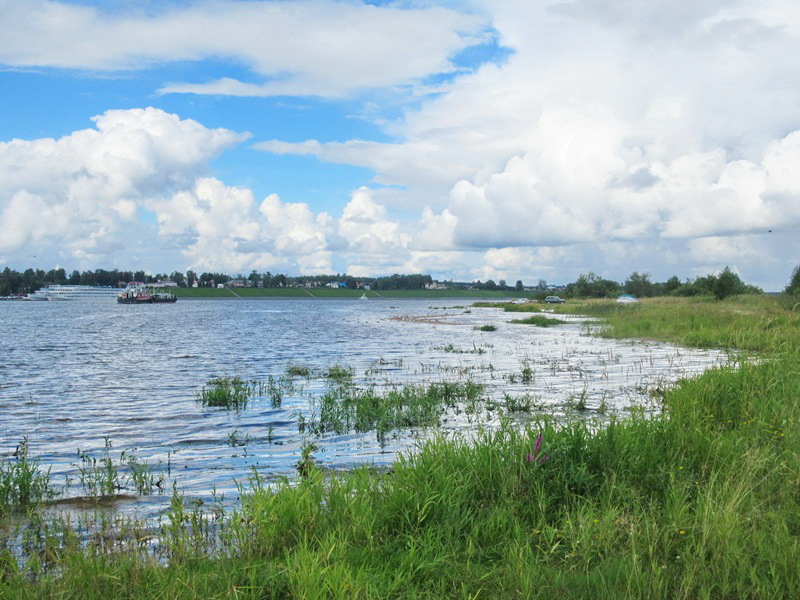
[194,375,253,409]
[0,439,53,514]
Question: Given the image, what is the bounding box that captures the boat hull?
[117,296,177,304]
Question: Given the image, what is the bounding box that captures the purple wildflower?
[526,433,548,465]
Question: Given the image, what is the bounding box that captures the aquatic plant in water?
[303,381,484,443]
[286,364,312,378]
[195,376,253,409]
[510,314,563,327]
[0,438,54,513]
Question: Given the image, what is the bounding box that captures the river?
[0,297,725,510]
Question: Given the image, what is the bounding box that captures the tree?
[663,275,681,295]
[624,271,653,298]
[785,264,800,296]
[515,280,524,291]
[713,266,745,300]
[570,272,621,298]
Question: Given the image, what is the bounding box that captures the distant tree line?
[557,268,762,301]
[0,264,784,301]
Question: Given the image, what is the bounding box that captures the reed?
[0,438,54,514]
[510,314,563,326]
[325,365,353,381]
[194,375,253,409]
[303,381,483,442]
[286,364,312,377]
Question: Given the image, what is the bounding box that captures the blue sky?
[1,0,799,290]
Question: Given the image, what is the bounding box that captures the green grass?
[560,295,800,352]
[194,376,254,409]
[510,314,563,327]
[286,364,312,377]
[301,381,483,443]
[0,439,53,515]
[4,294,800,598]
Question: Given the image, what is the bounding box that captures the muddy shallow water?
[1,297,726,513]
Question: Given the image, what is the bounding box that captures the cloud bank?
[1,0,800,289]
[0,0,486,97]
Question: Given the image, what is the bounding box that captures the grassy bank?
[173,287,530,300]
[3,296,800,598]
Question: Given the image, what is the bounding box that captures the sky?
[1,0,799,290]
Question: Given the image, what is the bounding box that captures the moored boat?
[24,285,119,301]
[117,282,177,304]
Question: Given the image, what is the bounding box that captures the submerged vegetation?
[194,376,254,409]
[300,381,483,443]
[510,314,564,327]
[3,292,800,597]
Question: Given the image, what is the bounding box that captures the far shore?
[171,287,534,300]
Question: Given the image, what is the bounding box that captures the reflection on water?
[0,298,726,511]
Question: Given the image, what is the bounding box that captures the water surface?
[0,298,726,508]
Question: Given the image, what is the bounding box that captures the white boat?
[24,285,120,301]
[359,293,369,300]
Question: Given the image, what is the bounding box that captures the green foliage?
[301,381,483,443]
[325,365,353,381]
[624,271,654,298]
[286,364,312,377]
[568,272,622,298]
[0,439,54,514]
[476,324,497,331]
[785,264,800,296]
[194,376,253,409]
[510,314,563,327]
[713,266,745,300]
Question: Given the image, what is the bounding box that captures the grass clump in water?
[510,314,563,327]
[286,364,312,378]
[302,381,483,442]
[0,438,54,514]
[74,438,164,498]
[325,365,353,381]
[476,324,497,331]
[195,376,253,409]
